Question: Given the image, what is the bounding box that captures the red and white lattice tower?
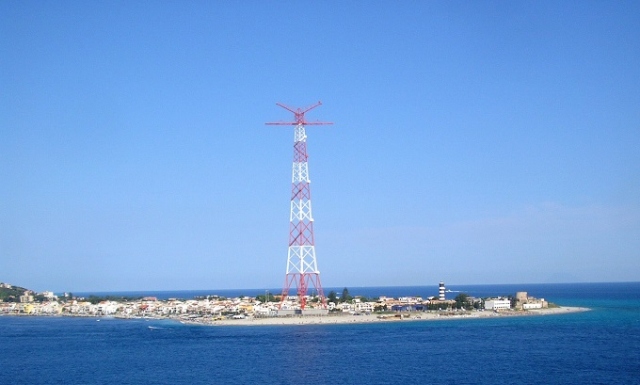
[266,101,332,310]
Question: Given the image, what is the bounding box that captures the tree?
[454,293,471,309]
[374,304,388,312]
[327,291,338,304]
[341,288,352,303]
[255,293,277,303]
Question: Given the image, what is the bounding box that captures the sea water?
[1,282,638,385]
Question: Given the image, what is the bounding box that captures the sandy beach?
[181,306,589,327]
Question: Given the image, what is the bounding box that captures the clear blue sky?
[1,2,639,292]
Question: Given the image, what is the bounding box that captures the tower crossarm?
[265,101,334,126]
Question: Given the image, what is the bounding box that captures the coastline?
[1,306,591,327]
[179,306,590,327]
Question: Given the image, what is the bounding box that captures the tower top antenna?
[265,101,334,126]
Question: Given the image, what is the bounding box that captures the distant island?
[1,282,588,326]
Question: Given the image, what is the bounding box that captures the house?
[19,293,34,303]
[40,291,56,300]
[514,292,547,310]
[354,302,374,313]
[484,298,511,311]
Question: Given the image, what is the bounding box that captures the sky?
[1,2,639,292]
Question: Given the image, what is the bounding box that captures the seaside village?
[1,282,548,320]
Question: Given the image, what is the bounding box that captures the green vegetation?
[425,302,449,311]
[34,294,49,302]
[374,304,388,312]
[454,293,472,309]
[255,293,278,302]
[0,284,29,303]
[453,293,483,310]
[340,288,353,303]
[85,295,142,304]
[357,295,376,303]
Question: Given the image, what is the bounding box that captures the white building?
[97,301,119,315]
[484,298,511,311]
[40,291,56,300]
[355,302,374,313]
[398,297,422,303]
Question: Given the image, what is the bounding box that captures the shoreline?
[179,306,590,327]
[1,306,590,326]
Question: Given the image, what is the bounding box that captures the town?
[1,282,549,321]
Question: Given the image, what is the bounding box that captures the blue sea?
[2,282,639,385]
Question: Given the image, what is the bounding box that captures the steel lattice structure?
[266,101,332,310]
